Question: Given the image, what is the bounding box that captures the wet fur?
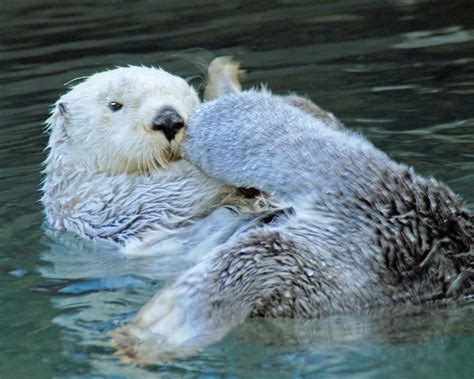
[41,65,262,251]
[112,90,473,363]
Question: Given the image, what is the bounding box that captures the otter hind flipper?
[110,226,325,363]
[204,56,244,101]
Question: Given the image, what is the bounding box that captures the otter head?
[46,66,200,175]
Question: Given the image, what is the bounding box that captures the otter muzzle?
[152,108,185,141]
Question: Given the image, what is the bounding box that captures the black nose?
[152,108,185,141]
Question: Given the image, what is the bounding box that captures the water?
[1,0,473,377]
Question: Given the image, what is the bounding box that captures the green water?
[1,0,473,377]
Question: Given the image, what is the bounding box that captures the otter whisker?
[152,152,162,171]
[143,145,152,173]
[64,75,90,87]
[122,153,133,176]
[139,142,147,175]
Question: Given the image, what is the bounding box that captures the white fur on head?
[46,66,200,175]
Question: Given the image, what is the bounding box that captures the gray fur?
[183,90,393,201]
[113,90,473,363]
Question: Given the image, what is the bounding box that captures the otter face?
[48,66,200,175]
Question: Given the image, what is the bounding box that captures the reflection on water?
[1,0,473,377]
[394,26,474,49]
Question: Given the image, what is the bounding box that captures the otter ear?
[45,100,69,139]
[57,101,68,115]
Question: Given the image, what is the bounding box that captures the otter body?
[183,91,473,312]
[42,157,235,246]
[113,91,473,363]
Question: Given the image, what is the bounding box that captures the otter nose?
[151,108,185,141]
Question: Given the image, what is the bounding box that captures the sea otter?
[41,63,270,255]
[112,90,473,363]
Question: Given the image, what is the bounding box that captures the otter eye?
[108,101,123,111]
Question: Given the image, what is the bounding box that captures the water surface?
[1,0,473,377]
